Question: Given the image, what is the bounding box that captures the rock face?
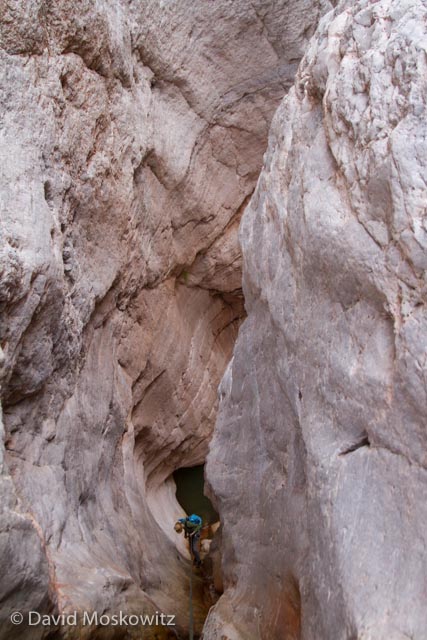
[205,1,427,638]
[0,1,330,637]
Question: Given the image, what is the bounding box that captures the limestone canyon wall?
[0,1,331,638]
[206,1,427,639]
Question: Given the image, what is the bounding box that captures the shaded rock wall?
[205,1,427,638]
[0,1,330,637]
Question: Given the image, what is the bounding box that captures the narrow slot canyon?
[112,279,243,639]
[2,1,427,639]
[172,465,222,638]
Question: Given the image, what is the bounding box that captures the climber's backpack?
[188,514,202,526]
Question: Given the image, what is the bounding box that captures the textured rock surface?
[0,1,329,637]
[206,1,427,638]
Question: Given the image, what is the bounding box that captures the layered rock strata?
[206,1,427,638]
[0,1,330,637]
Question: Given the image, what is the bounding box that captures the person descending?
[175,514,203,567]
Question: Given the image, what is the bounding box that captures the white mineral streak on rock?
[206,1,427,638]
[0,1,330,637]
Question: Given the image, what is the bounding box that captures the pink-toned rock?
[0,1,329,637]
[205,1,427,638]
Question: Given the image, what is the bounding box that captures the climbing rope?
[189,542,194,640]
[174,518,204,639]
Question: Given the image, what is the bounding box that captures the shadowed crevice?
[339,434,371,456]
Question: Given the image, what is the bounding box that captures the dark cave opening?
[173,464,218,526]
